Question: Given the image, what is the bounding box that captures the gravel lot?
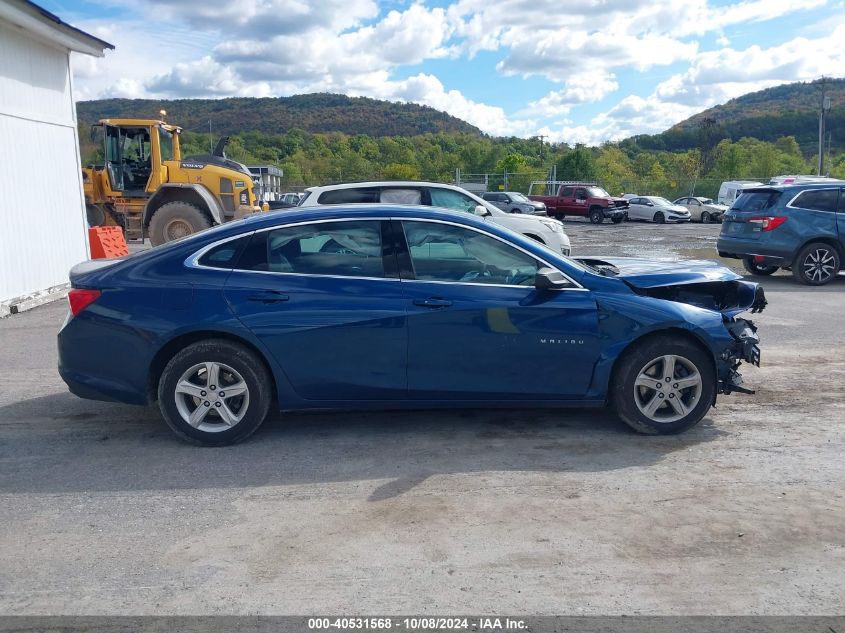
[1,221,844,615]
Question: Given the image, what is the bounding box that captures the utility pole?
[817,77,832,176]
[536,134,548,161]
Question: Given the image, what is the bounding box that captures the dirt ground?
[0,221,843,615]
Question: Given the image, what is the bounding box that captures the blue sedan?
[59,205,765,445]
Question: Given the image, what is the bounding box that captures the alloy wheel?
[174,362,250,432]
[803,248,836,284]
[633,354,702,423]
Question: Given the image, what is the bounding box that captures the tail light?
[749,216,787,232]
[68,289,101,316]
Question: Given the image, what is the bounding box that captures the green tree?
[382,163,421,180]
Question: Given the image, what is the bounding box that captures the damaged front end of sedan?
[577,256,766,397]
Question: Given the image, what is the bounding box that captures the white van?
[717,180,764,206]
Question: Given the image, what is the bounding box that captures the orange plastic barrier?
[88,226,129,259]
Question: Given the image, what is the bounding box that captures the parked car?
[299,180,570,255]
[280,192,305,205]
[59,204,765,445]
[717,180,845,285]
[673,196,729,223]
[718,180,764,206]
[528,183,628,224]
[482,191,547,215]
[626,196,691,223]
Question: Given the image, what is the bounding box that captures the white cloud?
[520,72,619,118]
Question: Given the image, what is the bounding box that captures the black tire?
[653,211,665,224]
[589,207,604,224]
[158,340,272,446]
[701,211,711,223]
[86,204,107,227]
[148,201,212,246]
[611,216,624,224]
[792,242,841,286]
[743,257,778,276]
[611,336,715,435]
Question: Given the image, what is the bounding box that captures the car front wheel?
[589,208,604,224]
[158,340,272,446]
[612,337,715,435]
[701,211,711,223]
[653,211,665,224]
[792,242,840,286]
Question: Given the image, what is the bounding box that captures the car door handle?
[248,291,290,304]
[413,297,452,308]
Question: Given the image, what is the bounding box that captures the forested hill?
[76,94,483,138]
[620,78,845,154]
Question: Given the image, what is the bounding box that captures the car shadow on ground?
[0,391,726,499]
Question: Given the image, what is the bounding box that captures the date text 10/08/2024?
[307,618,528,630]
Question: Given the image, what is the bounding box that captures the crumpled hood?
[575,256,741,286]
[575,256,765,316]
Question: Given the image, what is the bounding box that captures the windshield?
[731,190,782,212]
[586,187,610,198]
[699,198,714,205]
[509,192,530,202]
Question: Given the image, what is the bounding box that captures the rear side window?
[791,189,839,213]
[840,189,845,213]
[317,188,379,204]
[235,221,386,278]
[380,188,422,204]
[732,191,781,213]
[560,187,574,197]
[197,236,248,269]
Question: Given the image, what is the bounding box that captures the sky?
[52,0,845,145]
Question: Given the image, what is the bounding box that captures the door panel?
[403,283,601,398]
[398,219,601,399]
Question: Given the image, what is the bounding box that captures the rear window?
[317,188,379,204]
[790,189,839,213]
[731,190,782,213]
[197,236,248,269]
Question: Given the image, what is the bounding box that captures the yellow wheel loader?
[82,119,262,246]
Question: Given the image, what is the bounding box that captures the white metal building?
[0,0,112,315]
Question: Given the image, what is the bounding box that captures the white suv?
[299,181,571,255]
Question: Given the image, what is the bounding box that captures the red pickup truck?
[529,183,628,224]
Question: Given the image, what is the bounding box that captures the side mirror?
[535,267,571,290]
[473,204,489,216]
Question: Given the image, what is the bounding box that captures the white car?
[299,181,571,255]
[673,196,729,223]
[626,196,691,224]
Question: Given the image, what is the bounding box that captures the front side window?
[237,221,385,278]
[428,188,477,213]
[586,187,610,198]
[575,188,587,200]
[159,128,174,162]
[402,221,539,286]
[791,189,839,213]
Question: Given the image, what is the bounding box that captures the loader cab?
[96,120,179,197]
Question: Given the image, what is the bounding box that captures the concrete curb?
[0,283,69,318]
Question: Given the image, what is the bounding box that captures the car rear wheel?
[589,208,604,224]
[612,337,715,435]
[653,211,665,224]
[158,340,272,446]
[743,257,778,276]
[792,242,840,286]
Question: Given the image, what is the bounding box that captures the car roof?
[305,180,466,193]
[745,180,845,193]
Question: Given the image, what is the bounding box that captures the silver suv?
[299,181,571,255]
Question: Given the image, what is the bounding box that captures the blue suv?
[717,181,845,285]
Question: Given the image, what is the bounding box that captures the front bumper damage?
[718,317,761,395]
